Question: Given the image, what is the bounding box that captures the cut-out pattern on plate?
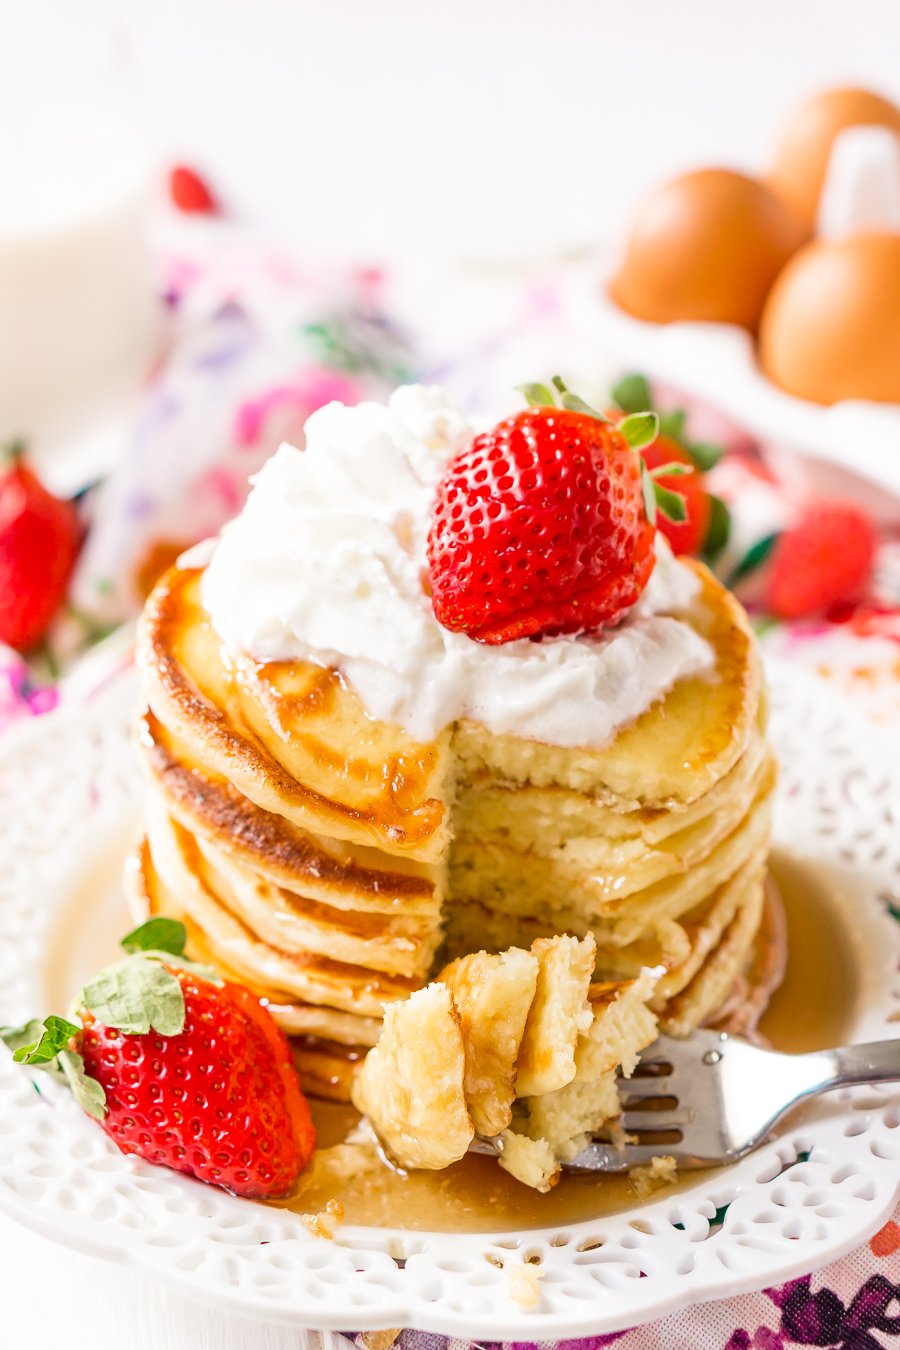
[0,662,898,1337]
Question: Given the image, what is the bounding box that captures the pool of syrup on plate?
[274,855,858,1233]
[43,836,857,1232]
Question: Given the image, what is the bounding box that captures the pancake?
[136,709,442,918]
[140,808,420,1019]
[134,544,776,1144]
[138,564,453,861]
[138,560,761,860]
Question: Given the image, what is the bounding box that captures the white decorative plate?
[1,663,899,1338]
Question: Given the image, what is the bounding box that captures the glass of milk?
[0,9,162,493]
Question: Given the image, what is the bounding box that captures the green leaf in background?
[58,1050,107,1120]
[648,461,694,479]
[558,391,610,421]
[753,615,779,640]
[611,372,652,414]
[686,440,724,472]
[727,530,781,588]
[640,462,657,525]
[550,375,610,423]
[703,494,731,565]
[171,957,224,988]
[657,408,687,442]
[653,482,688,523]
[121,917,187,959]
[516,382,557,409]
[12,1015,80,1065]
[81,958,186,1037]
[618,411,659,452]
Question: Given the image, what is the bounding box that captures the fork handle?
[820,1039,900,1091]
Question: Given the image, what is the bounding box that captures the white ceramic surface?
[1,666,899,1337]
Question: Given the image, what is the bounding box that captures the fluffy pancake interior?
[351,937,660,1190]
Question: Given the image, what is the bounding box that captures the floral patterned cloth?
[3,216,899,1347]
[345,1246,900,1348]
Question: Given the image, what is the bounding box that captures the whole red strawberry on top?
[0,444,81,652]
[427,377,685,644]
[1,917,315,1199]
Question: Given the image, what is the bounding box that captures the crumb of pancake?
[300,1198,344,1240]
[629,1154,678,1200]
[359,1331,402,1350]
[507,1258,544,1309]
[604,1114,635,1151]
[296,1141,382,1197]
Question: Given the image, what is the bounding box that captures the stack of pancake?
[132,554,774,1106]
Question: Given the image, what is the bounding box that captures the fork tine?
[621,1107,693,1130]
[619,1076,674,1100]
[629,1057,674,1077]
[565,1140,678,1171]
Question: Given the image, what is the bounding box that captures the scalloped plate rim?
[0,661,899,1336]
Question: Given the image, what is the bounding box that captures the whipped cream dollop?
[202,386,714,748]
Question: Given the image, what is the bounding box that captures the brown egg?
[769,86,900,230]
[609,169,806,333]
[759,233,900,404]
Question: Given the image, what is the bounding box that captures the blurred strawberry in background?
[610,373,730,562]
[0,447,81,652]
[766,501,878,620]
[640,436,712,556]
[169,164,219,214]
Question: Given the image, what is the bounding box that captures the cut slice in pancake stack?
[132,555,775,1105]
[352,934,660,1191]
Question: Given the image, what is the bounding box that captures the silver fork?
[476,1030,900,1171]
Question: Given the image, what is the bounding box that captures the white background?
[7,0,900,264]
[2,1,899,1346]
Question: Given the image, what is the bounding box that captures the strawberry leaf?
[619,412,659,452]
[649,461,694,479]
[686,441,723,472]
[1,1018,48,1057]
[726,531,781,587]
[171,957,225,987]
[517,382,557,409]
[653,482,688,523]
[58,1049,107,1120]
[11,1014,80,1065]
[611,373,652,414]
[640,462,658,525]
[81,958,185,1036]
[703,495,731,563]
[121,917,187,958]
[558,391,610,422]
[550,376,610,423]
[657,408,687,442]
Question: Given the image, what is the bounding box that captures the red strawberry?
[766,502,877,620]
[426,379,667,644]
[169,165,218,214]
[2,918,315,1199]
[640,436,711,556]
[0,446,81,652]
